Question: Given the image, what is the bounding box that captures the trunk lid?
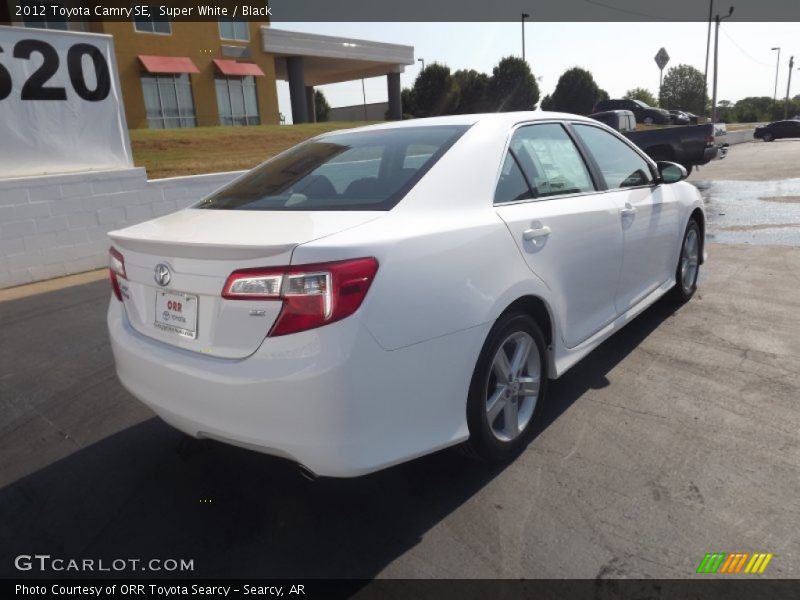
[109,208,379,358]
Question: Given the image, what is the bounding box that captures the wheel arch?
[498,295,554,351]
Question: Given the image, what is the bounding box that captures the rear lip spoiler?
[108,235,296,261]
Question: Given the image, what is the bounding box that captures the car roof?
[318,111,600,137]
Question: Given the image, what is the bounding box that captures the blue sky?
[274,21,799,121]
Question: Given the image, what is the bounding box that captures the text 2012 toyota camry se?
[107,112,705,477]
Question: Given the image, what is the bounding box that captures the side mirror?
[657,161,688,184]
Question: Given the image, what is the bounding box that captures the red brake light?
[108,246,126,302]
[222,257,379,336]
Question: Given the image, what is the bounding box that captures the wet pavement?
[689,139,800,246]
[694,178,800,246]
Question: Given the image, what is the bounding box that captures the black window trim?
[492,120,607,207]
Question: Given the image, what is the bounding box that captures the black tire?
[643,117,654,125]
[763,132,775,142]
[463,312,548,463]
[668,219,702,304]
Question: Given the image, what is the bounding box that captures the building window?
[215,75,260,126]
[141,73,196,129]
[218,18,249,42]
[134,9,171,34]
[20,0,68,29]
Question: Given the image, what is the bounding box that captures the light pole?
[785,55,795,119]
[771,47,781,118]
[521,13,530,62]
[417,58,425,71]
[710,6,734,124]
[361,78,367,121]
[703,0,714,117]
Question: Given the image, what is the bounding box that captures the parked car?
[668,110,691,125]
[589,109,636,132]
[107,112,706,478]
[683,112,701,125]
[594,98,671,125]
[754,119,800,142]
[625,123,727,174]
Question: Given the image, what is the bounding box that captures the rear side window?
[197,125,468,211]
[573,124,654,189]
[494,153,533,204]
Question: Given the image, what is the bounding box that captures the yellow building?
[3,5,414,128]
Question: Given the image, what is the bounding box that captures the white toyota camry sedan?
[107,112,705,477]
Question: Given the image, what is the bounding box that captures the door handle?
[620,203,637,217]
[523,225,551,240]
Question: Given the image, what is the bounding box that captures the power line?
[581,0,678,21]
[720,28,774,67]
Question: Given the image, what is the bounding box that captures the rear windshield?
[196,125,469,211]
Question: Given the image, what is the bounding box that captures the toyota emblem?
[154,263,171,287]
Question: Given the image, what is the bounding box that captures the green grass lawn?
[130,121,376,180]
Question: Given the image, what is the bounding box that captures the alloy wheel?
[485,331,541,442]
[681,227,700,293]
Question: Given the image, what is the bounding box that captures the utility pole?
[417,57,425,71]
[711,6,734,124]
[771,47,781,117]
[703,0,714,118]
[521,13,530,62]
[786,56,795,119]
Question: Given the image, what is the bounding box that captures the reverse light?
[222,258,379,336]
[108,246,126,301]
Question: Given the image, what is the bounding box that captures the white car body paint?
[107,112,705,477]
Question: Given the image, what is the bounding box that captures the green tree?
[732,96,774,123]
[400,88,416,119]
[408,63,459,117]
[540,67,604,115]
[486,56,540,112]
[314,90,330,122]
[716,99,734,123]
[625,87,657,106]
[453,69,490,114]
[659,64,707,114]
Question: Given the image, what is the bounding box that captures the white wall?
[0,168,242,289]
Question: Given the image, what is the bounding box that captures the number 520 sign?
[0,38,111,101]
[0,26,132,179]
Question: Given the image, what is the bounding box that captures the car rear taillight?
[222,257,379,336]
[108,246,126,301]
[704,134,715,147]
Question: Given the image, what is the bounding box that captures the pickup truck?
[623,123,727,175]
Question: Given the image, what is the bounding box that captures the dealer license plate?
[154,291,198,339]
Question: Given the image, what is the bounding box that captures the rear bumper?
[108,300,484,477]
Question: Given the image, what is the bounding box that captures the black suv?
[754,119,800,142]
[594,99,671,125]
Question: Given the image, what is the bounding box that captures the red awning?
[139,55,200,74]
[213,59,265,77]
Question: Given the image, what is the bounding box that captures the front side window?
[197,126,469,211]
[141,73,196,129]
[134,8,171,34]
[573,124,654,189]
[215,76,259,126]
[219,18,249,41]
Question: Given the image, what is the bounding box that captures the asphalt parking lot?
[1,141,799,580]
